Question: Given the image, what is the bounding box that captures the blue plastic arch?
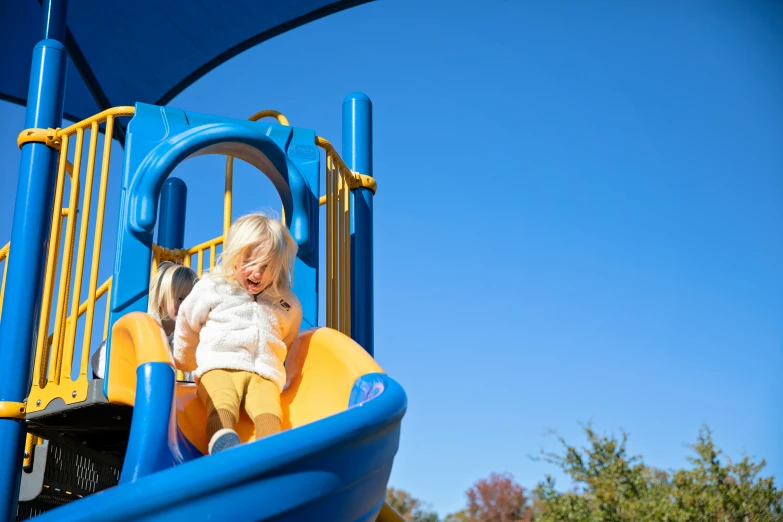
[103,103,320,396]
[126,125,312,249]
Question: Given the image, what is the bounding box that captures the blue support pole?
[343,93,374,356]
[157,177,187,250]
[0,0,68,518]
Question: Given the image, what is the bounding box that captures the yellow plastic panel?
[376,503,407,522]
[176,327,383,454]
[107,312,173,406]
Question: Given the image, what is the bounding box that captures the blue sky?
[1,0,781,516]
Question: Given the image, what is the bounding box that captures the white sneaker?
[208,428,240,455]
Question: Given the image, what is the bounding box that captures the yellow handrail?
[152,235,224,279]
[27,108,133,414]
[17,106,135,150]
[315,137,377,194]
[316,137,355,335]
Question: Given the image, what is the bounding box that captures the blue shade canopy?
[0,0,370,131]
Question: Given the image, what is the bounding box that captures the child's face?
[236,245,268,294]
[164,292,186,320]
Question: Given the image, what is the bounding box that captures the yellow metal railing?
[152,235,223,279]
[315,137,376,335]
[26,107,134,414]
[317,137,352,335]
[182,236,222,277]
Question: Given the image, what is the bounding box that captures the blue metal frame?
[103,103,320,398]
[344,93,375,356]
[157,177,188,249]
[0,1,68,518]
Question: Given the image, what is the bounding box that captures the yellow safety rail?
[181,236,223,277]
[25,107,134,414]
[317,137,352,335]
[152,235,223,279]
[315,136,376,335]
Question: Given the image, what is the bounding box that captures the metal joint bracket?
[0,401,26,419]
[348,172,377,194]
[17,127,62,150]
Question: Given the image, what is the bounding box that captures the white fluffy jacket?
[173,275,302,391]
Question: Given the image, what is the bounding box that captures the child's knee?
[245,375,282,420]
[198,370,241,417]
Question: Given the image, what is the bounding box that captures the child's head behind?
[216,212,297,296]
[148,262,198,323]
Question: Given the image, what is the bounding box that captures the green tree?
[443,510,469,522]
[533,424,783,522]
[386,487,441,522]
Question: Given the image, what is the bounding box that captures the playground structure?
[0,1,406,521]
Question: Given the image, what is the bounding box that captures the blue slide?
[33,317,407,522]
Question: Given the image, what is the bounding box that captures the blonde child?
[173,213,302,455]
[91,261,198,379]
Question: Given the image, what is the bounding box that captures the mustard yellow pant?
[197,369,282,440]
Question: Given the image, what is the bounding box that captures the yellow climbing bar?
[316,137,353,335]
[27,107,133,414]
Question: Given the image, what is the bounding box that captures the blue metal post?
[0,0,68,518]
[157,177,187,249]
[343,93,374,356]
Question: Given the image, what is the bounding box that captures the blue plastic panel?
[104,103,319,398]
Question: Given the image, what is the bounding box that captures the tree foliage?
[533,425,783,522]
[443,511,469,522]
[387,487,440,522]
[392,425,781,522]
[466,472,534,522]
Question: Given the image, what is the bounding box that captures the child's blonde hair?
[214,212,297,297]
[148,262,198,322]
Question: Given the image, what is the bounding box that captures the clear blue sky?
[0,0,781,516]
